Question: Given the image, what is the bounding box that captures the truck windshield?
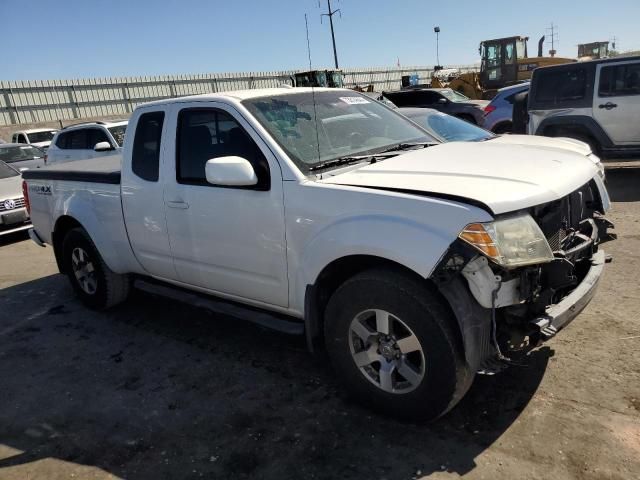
[108,125,127,146]
[440,89,471,102]
[27,131,55,143]
[243,91,437,171]
[0,161,19,179]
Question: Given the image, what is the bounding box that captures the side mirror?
[94,141,113,152]
[205,156,257,187]
[437,98,448,104]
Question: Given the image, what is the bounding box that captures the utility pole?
[434,26,441,67]
[546,22,558,57]
[321,0,341,69]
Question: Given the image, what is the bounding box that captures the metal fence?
[0,65,478,126]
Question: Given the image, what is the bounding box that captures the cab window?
[599,62,640,97]
[176,108,270,190]
[132,112,164,182]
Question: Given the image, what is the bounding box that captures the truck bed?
[21,156,121,184]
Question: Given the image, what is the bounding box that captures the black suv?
[382,88,488,125]
[528,56,640,157]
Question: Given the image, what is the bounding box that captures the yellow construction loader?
[432,36,574,99]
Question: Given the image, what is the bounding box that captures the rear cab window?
[132,112,164,182]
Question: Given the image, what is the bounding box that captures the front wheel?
[62,227,131,310]
[324,268,473,421]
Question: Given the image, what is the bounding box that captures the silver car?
[480,82,530,133]
[0,160,30,235]
[0,143,46,171]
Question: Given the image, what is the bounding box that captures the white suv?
[528,56,640,157]
[46,120,128,165]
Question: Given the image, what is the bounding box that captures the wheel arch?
[52,215,84,273]
[537,115,612,149]
[304,254,463,355]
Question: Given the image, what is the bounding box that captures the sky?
[1,0,639,80]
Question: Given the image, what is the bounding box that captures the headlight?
[459,214,554,268]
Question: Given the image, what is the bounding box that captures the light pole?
[434,26,441,68]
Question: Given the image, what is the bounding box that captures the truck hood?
[318,142,598,215]
[489,134,592,156]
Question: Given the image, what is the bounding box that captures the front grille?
[531,181,600,252]
[0,197,26,212]
[546,228,567,252]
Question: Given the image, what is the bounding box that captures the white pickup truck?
[23,87,614,421]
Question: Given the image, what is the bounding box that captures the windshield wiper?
[376,141,436,153]
[309,155,372,172]
[309,152,400,172]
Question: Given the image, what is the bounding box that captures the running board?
[135,280,304,336]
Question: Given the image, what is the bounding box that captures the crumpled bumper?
[531,250,606,338]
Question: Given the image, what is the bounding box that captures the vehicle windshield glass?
[27,131,55,143]
[108,125,127,146]
[242,91,437,171]
[0,145,44,163]
[440,89,471,102]
[407,111,494,142]
[0,161,19,179]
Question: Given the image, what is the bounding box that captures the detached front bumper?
[531,250,606,338]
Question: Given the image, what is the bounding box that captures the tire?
[324,268,473,422]
[62,227,131,310]
[493,122,513,134]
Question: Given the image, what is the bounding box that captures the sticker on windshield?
[339,97,370,105]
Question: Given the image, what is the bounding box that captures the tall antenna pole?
[546,22,558,57]
[321,0,341,69]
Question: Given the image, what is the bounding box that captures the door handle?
[598,102,617,110]
[166,200,189,209]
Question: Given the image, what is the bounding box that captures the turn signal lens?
[459,224,500,260]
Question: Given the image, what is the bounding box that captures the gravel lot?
[0,169,638,480]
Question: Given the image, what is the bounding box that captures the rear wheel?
[62,228,131,309]
[493,122,513,134]
[324,268,473,421]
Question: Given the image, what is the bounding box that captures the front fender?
[291,208,488,313]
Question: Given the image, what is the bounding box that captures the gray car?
[382,88,489,125]
[0,160,30,235]
[480,82,530,133]
[0,143,46,171]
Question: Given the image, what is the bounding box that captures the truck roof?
[139,87,344,108]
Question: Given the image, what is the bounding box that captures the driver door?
[162,102,289,307]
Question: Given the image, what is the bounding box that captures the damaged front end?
[433,178,615,374]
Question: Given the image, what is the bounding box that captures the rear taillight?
[483,105,496,116]
[22,180,31,215]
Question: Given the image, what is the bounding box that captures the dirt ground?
[0,169,638,480]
